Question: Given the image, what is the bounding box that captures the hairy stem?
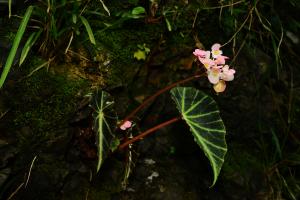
[119,116,181,149]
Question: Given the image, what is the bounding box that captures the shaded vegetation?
[0,0,299,199]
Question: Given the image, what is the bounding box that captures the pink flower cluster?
[193,43,236,93]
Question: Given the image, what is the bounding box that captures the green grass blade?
[0,6,34,89]
[99,0,110,16]
[171,87,227,187]
[72,14,77,24]
[79,16,96,45]
[271,128,282,160]
[51,15,58,39]
[165,17,172,31]
[19,29,42,66]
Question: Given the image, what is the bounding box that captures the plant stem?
[119,116,181,149]
[120,73,205,126]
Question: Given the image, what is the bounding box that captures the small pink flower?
[207,66,222,84]
[221,65,235,81]
[211,43,223,58]
[120,121,132,130]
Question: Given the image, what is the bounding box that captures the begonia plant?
[91,43,236,187]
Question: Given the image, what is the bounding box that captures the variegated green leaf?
[90,90,117,172]
[170,87,227,186]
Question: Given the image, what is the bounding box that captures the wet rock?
[0,145,17,168]
[18,156,70,200]
[0,168,11,188]
[0,139,9,147]
[61,173,90,200]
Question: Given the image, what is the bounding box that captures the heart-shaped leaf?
[170,87,227,186]
[90,90,117,172]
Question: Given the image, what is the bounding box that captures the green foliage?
[16,0,102,65]
[13,62,87,133]
[79,16,96,45]
[0,6,33,89]
[170,87,227,186]
[99,0,110,16]
[116,6,146,19]
[208,0,300,196]
[31,0,98,57]
[94,23,162,86]
[133,50,146,60]
[133,43,150,60]
[90,90,118,172]
[131,6,145,15]
[2,0,298,197]
[19,30,42,66]
[0,0,105,88]
[90,86,228,187]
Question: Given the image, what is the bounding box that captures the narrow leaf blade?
[0,6,34,88]
[79,16,96,45]
[99,0,110,16]
[170,87,227,186]
[8,0,12,18]
[19,29,42,66]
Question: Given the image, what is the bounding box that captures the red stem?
[120,73,204,127]
[119,116,181,149]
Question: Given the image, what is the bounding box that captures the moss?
[91,1,213,89]
[0,56,92,199]
[11,154,70,200]
[95,23,162,86]
[13,63,86,131]
[221,143,266,194]
[223,145,263,175]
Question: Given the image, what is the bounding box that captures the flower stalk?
[119,73,205,128]
[119,116,181,149]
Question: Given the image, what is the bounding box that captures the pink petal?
[120,121,132,130]
[221,74,234,81]
[222,65,229,71]
[211,43,221,50]
[200,58,215,69]
[215,55,229,65]
[207,68,221,84]
[221,67,235,81]
[204,51,211,59]
[193,49,207,58]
